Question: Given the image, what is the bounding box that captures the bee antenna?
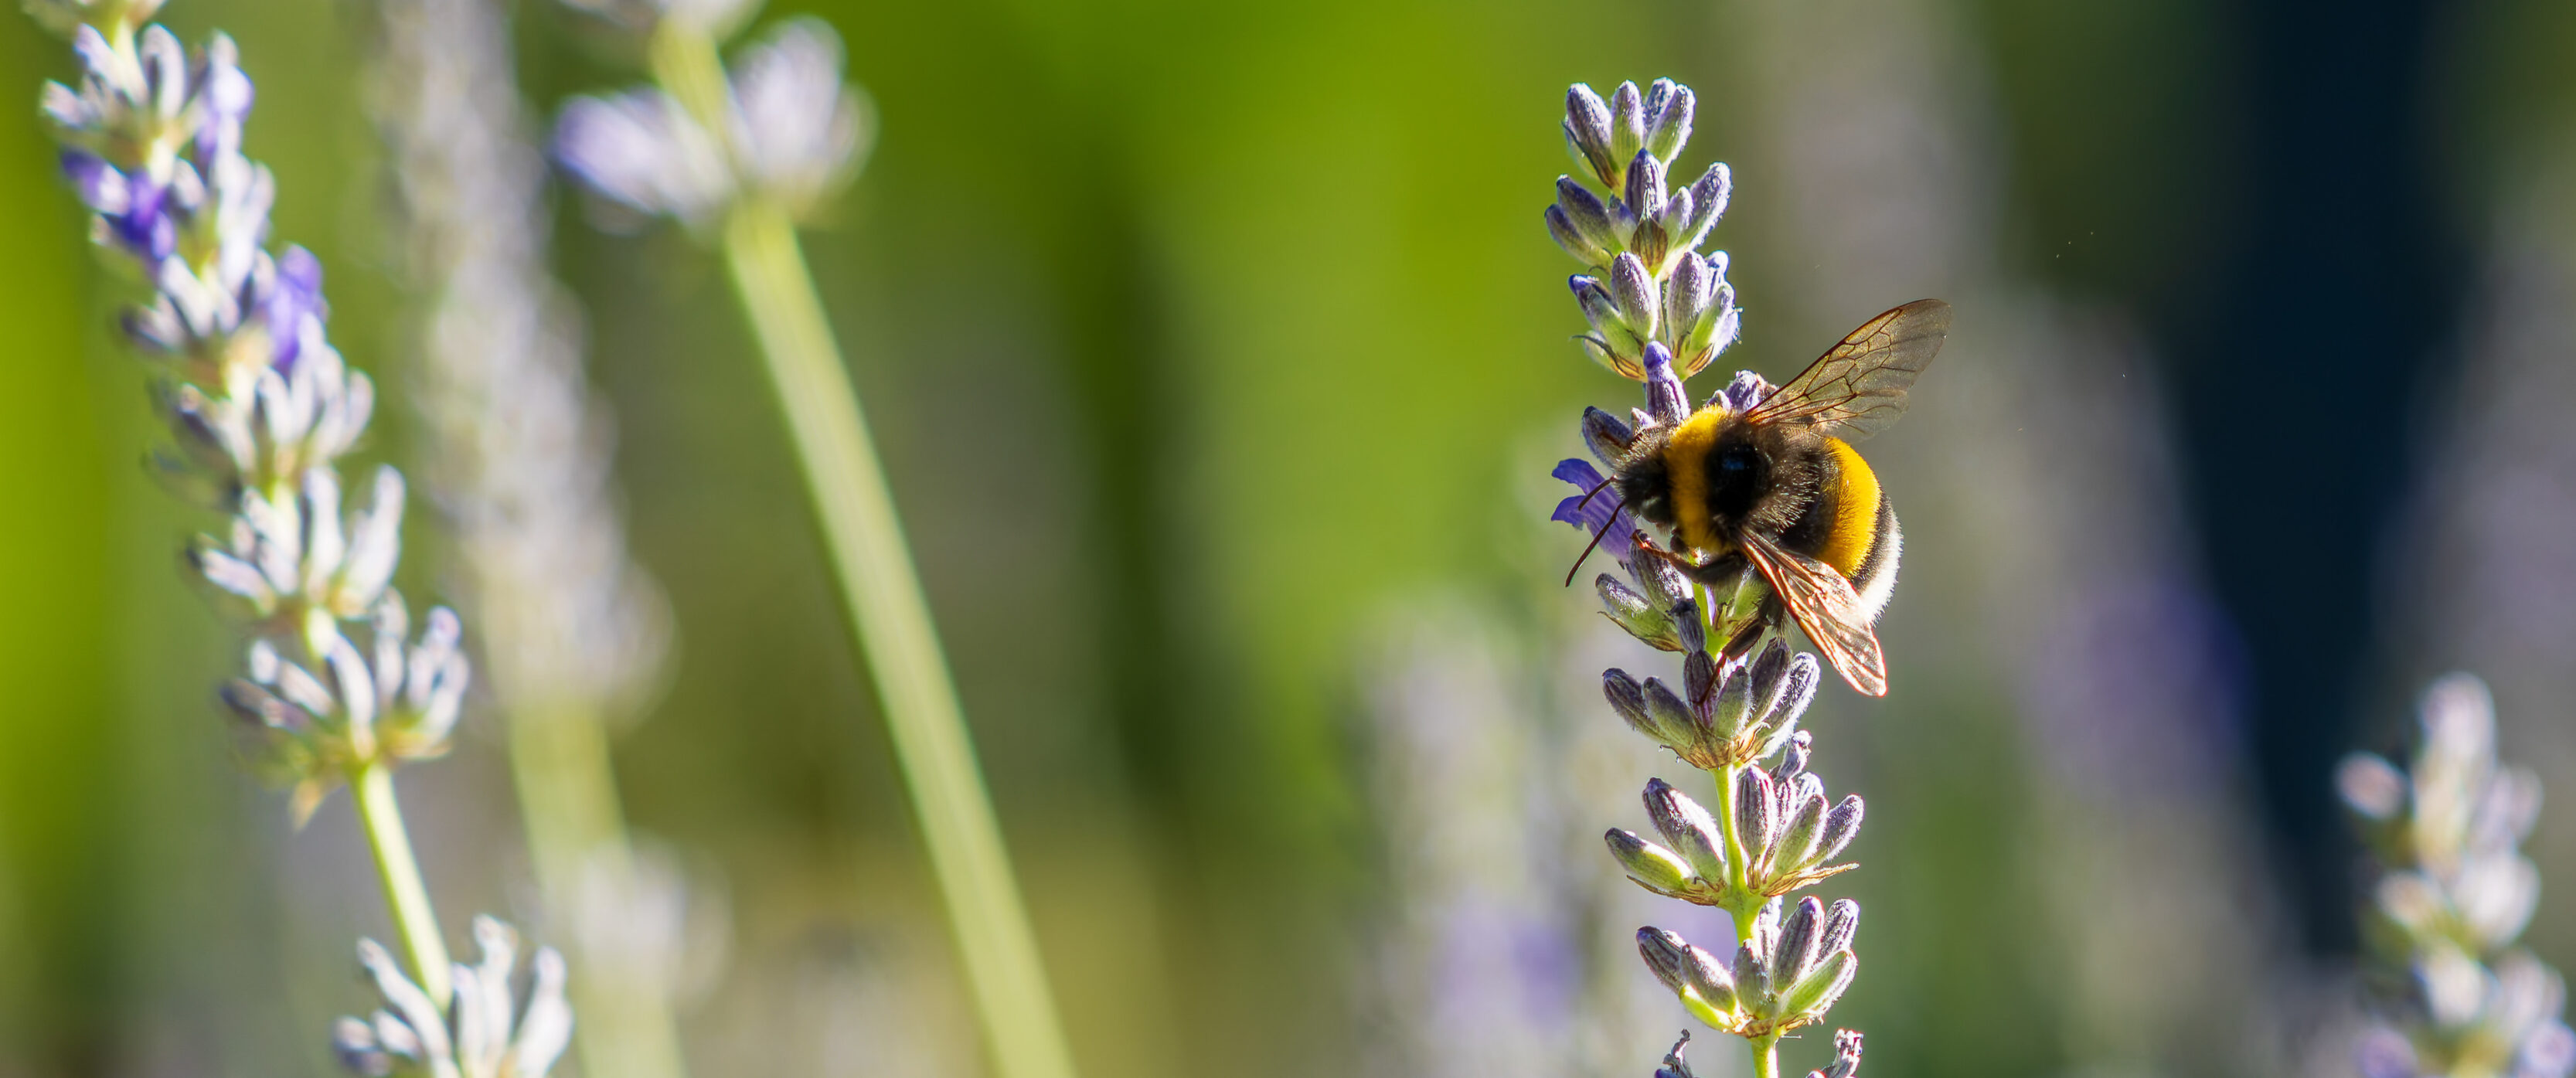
[1570,474,1616,513]
[1564,498,1629,587]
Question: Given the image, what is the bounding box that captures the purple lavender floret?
[1552,457,1638,565]
[265,245,325,371]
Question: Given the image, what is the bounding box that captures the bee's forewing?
[1745,298,1951,443]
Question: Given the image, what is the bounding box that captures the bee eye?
[1720,447,1758,474]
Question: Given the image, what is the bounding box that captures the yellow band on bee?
[1816,437,1880,576]
[1663,408,1725,553]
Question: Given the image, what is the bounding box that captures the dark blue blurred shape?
[2162,0,2465,953]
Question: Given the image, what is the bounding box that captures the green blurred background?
[6,0,2576,1076]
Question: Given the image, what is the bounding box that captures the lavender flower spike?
[2343,674,2575,1078]
[36,4,466,820]
[26,0,574,1050]
[1541,77,1870,1078]
[332,916,575,1078]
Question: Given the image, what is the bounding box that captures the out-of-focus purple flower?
[727,19,866,216]
[553,90,730,227]
[265,245,325,372]
[63,151,177,260]
[194,33,252,162]
[550,15,868,229]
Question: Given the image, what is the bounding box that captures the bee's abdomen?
[1783,439,1899,620]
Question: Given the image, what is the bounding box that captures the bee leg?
[1718,595,1781,662]
[1680,550,1750,587]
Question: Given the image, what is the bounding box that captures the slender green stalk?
[630,22,1077,1075]
[352,763,453,1004]
[716,193,1077,1078]
[1750,1033,1782,1078]
[1714,763,1763,941]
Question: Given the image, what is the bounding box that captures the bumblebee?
[1598,299,1951,697]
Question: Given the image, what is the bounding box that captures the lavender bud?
[1710,661,1752,740]
[1644,777,1728,881]
[1625,149,1669,227]
[1547,205,1609,266]
[1730,941,1769,1012]
[1664,251,1710,344]
[332,1015,394,1077]
[1610,252,1659,336]
[1681,162,1731,245]
[1645,80,1694,162]
[1564,85,1617,182]
[332,466,405,614]
[1556,177,1616,248]
[1570,274,1624,329]
[1777,729,1813,779]
[1637,927,1735,1012]
[1642,343,1690,425]
[1817,795,1865,861]
[1596,573,1666,638]
[1780,950,1857,1020]
[1751,653,1822,749]
[1781,771,1823,825]
[1773,791,1829,872]
[1604,669,1657,739]
[190,539,276,609]
[1581,406,1634,466]
[1671,600,1706,655]
[219,678,307,733]
[1643,677,1696,745]
[1638,549,1694,610]
[1771,896,1824,986]
[1819,899,1860,956]
[1745,638,1789,704]
[301,466,346,593]
[1736,765,1778,854]
[1608,828,1696,894]
[1609,80,1645,165]
[137,25,185,123]
[369,594,408,712]
[1683,649,1718,720]
[60,151,126,213]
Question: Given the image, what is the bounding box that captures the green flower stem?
[720,192,1080,1078]
[506,700,687,1078]
[1714,760,1763,940]
[352,761,452,1004]
[645,22,1078,1074]
[1750,1032,1782,1078]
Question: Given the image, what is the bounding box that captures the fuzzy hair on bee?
[1588,299,1950,696]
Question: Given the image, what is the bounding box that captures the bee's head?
[1612,428,1675,526]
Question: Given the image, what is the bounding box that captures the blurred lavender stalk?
[1356,610,1670,1078]
[546,4,1080,1076]
[26,1,571,1069]
[366,0,688,1075]
[2341,675,2575,1078]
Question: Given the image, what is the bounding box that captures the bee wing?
[1744,299,1952,442]
[1740,529,1889,696]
